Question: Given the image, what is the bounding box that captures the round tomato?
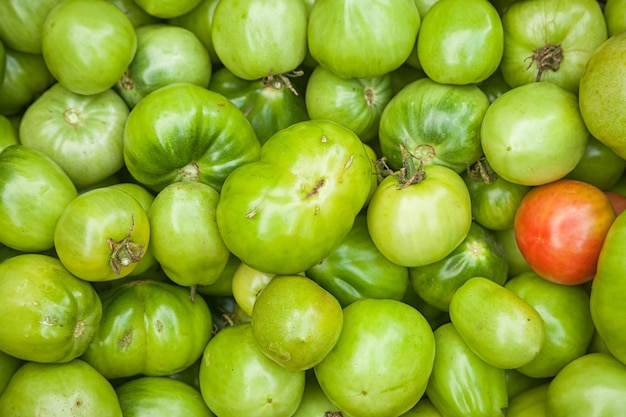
[514,179,616,285]
[605,0,626,36]
[565,135,626,191]
[42,0,137,95]
[481,82,589,186]
[231,262,276,317]
[0,0,63,53]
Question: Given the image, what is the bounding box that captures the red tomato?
[605,191,626,216]
[514,179,616,285]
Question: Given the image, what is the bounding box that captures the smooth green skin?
[116,377,214,417]
[410,222,509,312]
[115,24,211,108]
[505,369,550,400]
[42,0,137,95]
[134,0,201,18]
[379,77,490,173]
[590,210,626,364]
[106,0,161,27]
[212,0,307,80]
[449,277,546,369]
[605,0,626,36]
[505,272,594,378]
[231,262,275,316]
[0,254,102,363]
[82,280,213,379]
[0,350,22,396]
[0,114,18,151]
[566,136,626,191]
[19,83,129,189]
[367,164,472,267]
[0,359,122,417]
[481,82,589,186]
[149,181,230,287]
[545,353,626,416]
[168,0,222,65]
[462,162,531,231]
[306,214,409,307]
[427,322,508,417]
[292,372,342,417]
[216,119,371,275]
[0,0,64,53]
[0,48,55,116]
[500,0,607,94]
[209,66,309,144]
[492,227,533,278]
[401,398,443,416]
[308,0,420,78]
[196,252,240,297]
[506,383,548,417]
[305,65,393,143]
[54,187,151,282]
[417,0,503,85]
[199,323,306,417]
[123,82,260,193]
[251,275,343,371]
[314,299,436,417]
[0,145,77,252]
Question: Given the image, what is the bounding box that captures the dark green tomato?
[389,64,427,96]
[115,24,212,108]
[476,66,512,103]
[379,77,490,173]
[410,221,509,312]
[507,383,549,417]
[116,376,214,417]
[82,280,213,379]
[401,284,451,331]
[0,113,18,152]
[0,359,123,417]
[123,82,260,193]
[0,0,64,53]
[306,214,409,307]
[426,322,508,417]
[166,358,202,391]
[195,252,240,297]
[565,135,626,190]
[462,158,531,231]
[0,350,22,396]
[209,66,309,144]
[505,369,551,401]
[0,48,55,116]
[0,145,77,252]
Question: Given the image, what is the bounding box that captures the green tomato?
[211,0,307,80]
[505,369,550,401]
[314,299,435,417]
[149,181,230,287]
[106,0,161,27]
[0,350,22,397]
[0,114,19,151]
[492,227,533,278]
[116,377,214,417]
[449,277,546,369]
[379,77,490,173]
[367,163,472,267]
[216,119,372,275]
[505,271,594,378]
[0,0,64,53]
[308,0,420,78]
[506,383,549,417]
[476,66,512,103]
[500,0,607,94]
[123,82,261,193]
[115,23,212,108]
[54,186,151,282]
[231,262,276,317]
[133,0,201,18]
[0,145,77,252]
[481,82,589,186]
[426,322,508,417]
[199,323,306,417]
[417,0,503,84]
[292,372,342,417]
[566,136,626,191]
[42,0,137,95]
[82,280,213,379]
[196,253,241,297]
[0,254,102,363]
[19,83,129,190]
[605,0,626,36]
[0,359,123,417]
[410,221,509,312]
[545,353,626,416]
[401,397,444,416]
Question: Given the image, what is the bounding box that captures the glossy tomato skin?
[506,383,549,417]
[0,0,63,53]
[123,82,260,193]
[514,179,616,285]
[565,136,626,191]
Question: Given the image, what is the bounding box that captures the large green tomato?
[42,0,137,95]
[481,82,589,186]
[379,77,490,173]
[0,359,123,417]
[417,0,503,85]
[314,299,435,417]
[0,254,102,363]
[500,0,607,94]
[216,119,372,275]
[123,82,260,193]
[199,323,306,417]
[211,0,308,80]
[82,280,213,379]
[19,83,129,190]
[0,0,64,53]
[0,145,77,252]
[307,0,420,78]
